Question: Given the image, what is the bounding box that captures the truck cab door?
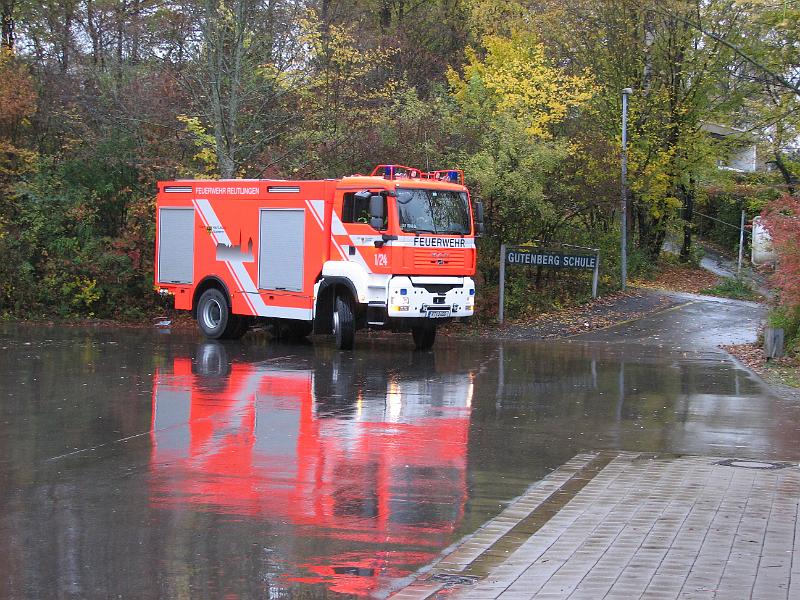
[335,190,394,273]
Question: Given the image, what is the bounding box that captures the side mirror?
[474,201,485,236]
[369,194,385,230]
[474,201,484,224]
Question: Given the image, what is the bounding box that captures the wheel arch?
[192,276,232,319]
[314,276,359,335]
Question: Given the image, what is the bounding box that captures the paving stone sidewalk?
[391,452,800,600]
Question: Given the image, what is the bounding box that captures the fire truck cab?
[155,164,483,350]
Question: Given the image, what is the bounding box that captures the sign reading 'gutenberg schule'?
[506,249,598,270]
[498,243,601,322]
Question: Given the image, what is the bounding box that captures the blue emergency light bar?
[370,164,465,185]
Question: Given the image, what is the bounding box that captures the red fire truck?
[155,165,483,349]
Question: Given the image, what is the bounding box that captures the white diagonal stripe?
[194,199,231,245]
[306,200,324,230]
[194,198,313,321]
[309,199,349,261]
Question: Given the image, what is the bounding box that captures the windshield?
[396,189,471,235]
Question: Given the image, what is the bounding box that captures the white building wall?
[727,144,758,172]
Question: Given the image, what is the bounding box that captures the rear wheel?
[333,295,355,350]
[197,288,242,340]
[412,322,437,350]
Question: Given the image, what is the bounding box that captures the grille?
[413,250,466,270]
[412,283,461,295]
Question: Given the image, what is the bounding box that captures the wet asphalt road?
[1,296,795,599]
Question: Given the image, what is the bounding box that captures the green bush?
[768,305,800,356]
[627,248,658,280]
[683,243,705,267]
[697,185,780,255]
[701,277,758,301]
[0,157,157,319]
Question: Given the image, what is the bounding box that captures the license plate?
[427,310,451,318]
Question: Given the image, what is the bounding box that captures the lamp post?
[621,87,633,291]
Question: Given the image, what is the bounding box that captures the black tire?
[196,288,241,340]
[333,295,355,350]
[412,322,437,350]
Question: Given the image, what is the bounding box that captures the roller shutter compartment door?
[158,208,195,284]
[259,209,305,292]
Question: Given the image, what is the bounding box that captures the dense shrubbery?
[762,195,800,354]
[768,306,800,357]
[0,146,159,318]
[696,185,781,255]
[702,277,758,301]
[762,196,800,308]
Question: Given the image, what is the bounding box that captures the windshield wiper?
[408,228,436,235]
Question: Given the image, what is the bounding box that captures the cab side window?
[341,192,387,229]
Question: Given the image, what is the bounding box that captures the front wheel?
[412,322,437,350]
[333,295,355,350]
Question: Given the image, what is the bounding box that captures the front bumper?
[386,276,475,319]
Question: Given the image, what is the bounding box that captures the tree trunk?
[626,190,634,245]
[1,0,15,50]
[380,0,391,27]
[773,151,796,196]
[641,6,655,95]
[208,18,234,177]
[664,9,690,261]
[636,199,665,261]
[59,0,76,72]
[679,176,696,262]
[636,201,649,254]
[131,0,141,64]
[204,0,252,178]
[116,0,126,65]
[86,0,100,66]
[628,5,656,253]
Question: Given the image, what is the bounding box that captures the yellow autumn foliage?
[463,0,526,36]
[176,115,218,177]
[448,33,596,139]
[295,11,397,123]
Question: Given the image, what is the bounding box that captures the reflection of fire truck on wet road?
[150,344,474,596]
[155,165,484,350]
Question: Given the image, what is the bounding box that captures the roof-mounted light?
[370,165,464,184]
